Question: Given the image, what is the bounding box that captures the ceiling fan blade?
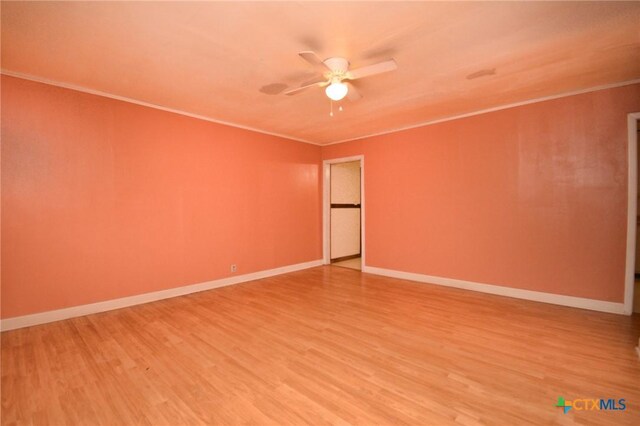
[283,77,326,96]
[301,75,328,87]
[348,59,397,80]
[299,51,330,71]
[345,82,362,101]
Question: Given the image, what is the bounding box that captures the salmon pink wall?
[1,75,322,318]
[323,84,640,303]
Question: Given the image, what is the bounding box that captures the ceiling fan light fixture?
[325,81,348,101]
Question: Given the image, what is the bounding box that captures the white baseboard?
[0,259,323,332]
[363,266,626,315]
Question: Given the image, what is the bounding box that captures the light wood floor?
[2,266,639,425]
[331,257,361,270]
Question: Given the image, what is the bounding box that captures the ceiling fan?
[284,51,398,101]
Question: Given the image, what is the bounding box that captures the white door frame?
[323,155,365,267]
[624,112,640,314]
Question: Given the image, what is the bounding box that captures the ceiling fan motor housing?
[323,57,350,74]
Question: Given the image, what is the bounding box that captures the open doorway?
[323,156,364,271]
[627,113,640,316]
[634,118,640,314]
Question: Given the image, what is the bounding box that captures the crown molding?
[325,78,640,146]
[0,70,321,146]
[4,70,638,147]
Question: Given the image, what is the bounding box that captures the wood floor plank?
[2,266,639,425]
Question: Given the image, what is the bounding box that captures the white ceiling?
[2,1,640,144]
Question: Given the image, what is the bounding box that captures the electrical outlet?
[230,264,237,273]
